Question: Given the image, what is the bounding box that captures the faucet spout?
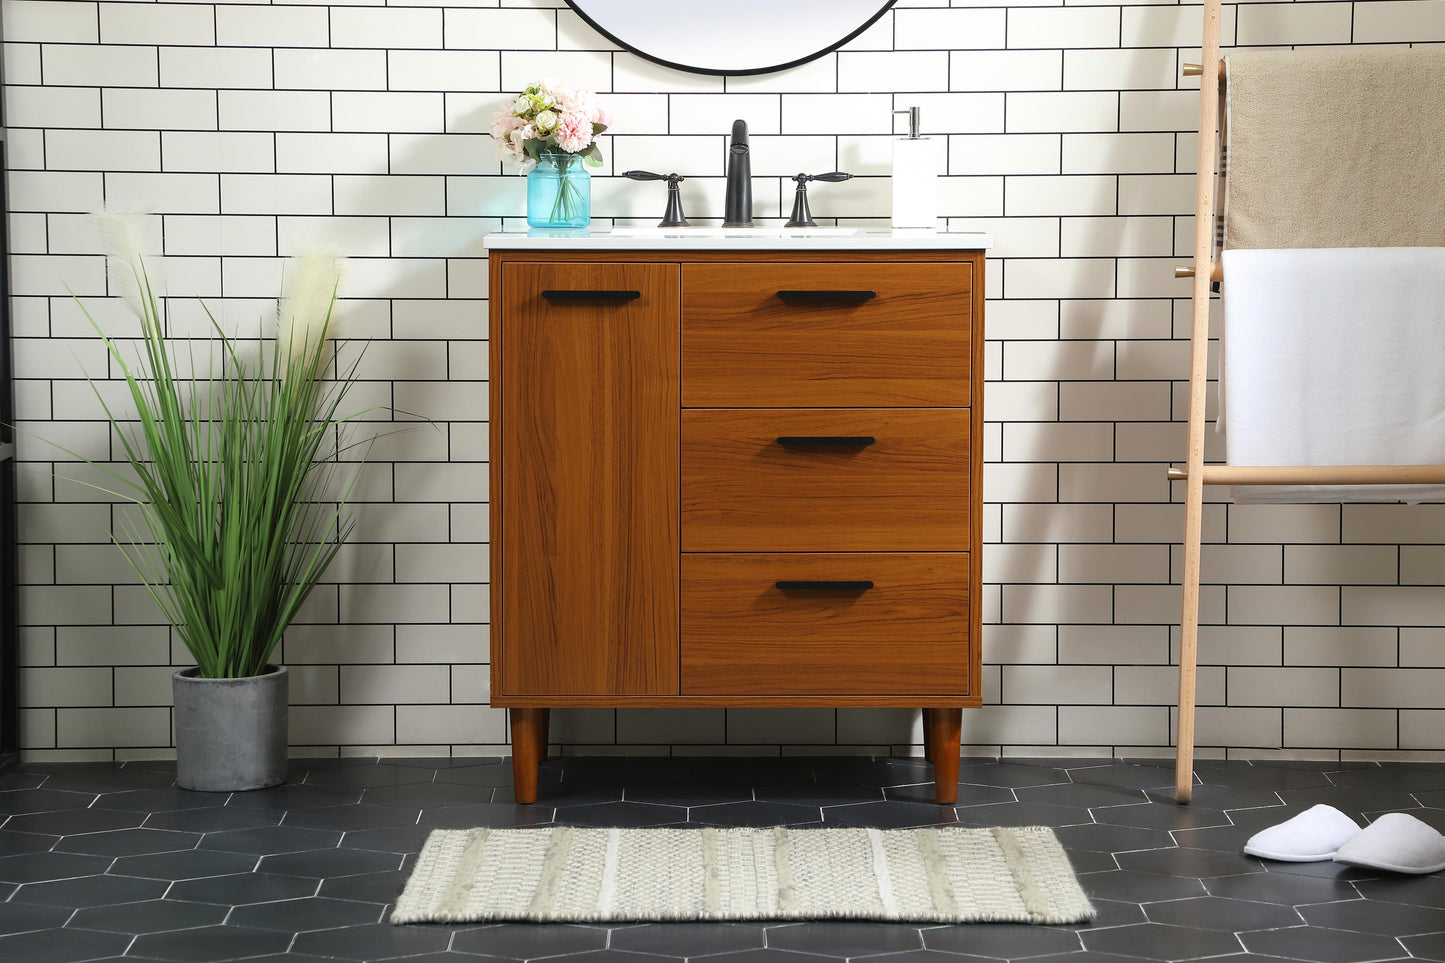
[722,119,753,227]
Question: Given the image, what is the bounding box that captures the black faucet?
[722,119,752,227]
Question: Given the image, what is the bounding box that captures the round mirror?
[565,0,897,77]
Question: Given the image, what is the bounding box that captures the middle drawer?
[682,408,970,552]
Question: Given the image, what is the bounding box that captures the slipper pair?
[1243,804,1445,874]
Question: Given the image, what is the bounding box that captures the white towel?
[1220,247,1445,503]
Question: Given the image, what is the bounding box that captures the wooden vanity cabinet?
[488,248,985,805]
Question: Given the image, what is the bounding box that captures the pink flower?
[554,110,593,154]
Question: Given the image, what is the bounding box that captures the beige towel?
[1224,45,1445,250]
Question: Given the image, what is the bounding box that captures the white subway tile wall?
[6,0,1445,762]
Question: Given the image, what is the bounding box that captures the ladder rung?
[1169,465,1445,485]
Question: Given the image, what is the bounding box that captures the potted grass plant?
[70,217,368,791]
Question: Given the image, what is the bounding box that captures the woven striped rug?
[390,826,1095,924]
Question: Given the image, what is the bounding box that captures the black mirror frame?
[562,0,898,77]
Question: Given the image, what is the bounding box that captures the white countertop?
[483,228,992,251]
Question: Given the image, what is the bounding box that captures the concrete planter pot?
[173,665,288,791]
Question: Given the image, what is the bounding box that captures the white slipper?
[1334,812,1445,875]
[1242,804,1363,862]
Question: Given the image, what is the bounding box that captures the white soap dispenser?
[891,106,938,230]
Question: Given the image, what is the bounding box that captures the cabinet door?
[499,262,680,696]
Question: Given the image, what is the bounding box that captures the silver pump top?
[893,106,922,139]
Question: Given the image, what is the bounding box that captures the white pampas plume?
[93,212,159,327]
[277,251,344,372]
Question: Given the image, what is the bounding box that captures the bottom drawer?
[681,553,970,696]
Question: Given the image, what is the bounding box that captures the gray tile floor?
[3,754,1445,962]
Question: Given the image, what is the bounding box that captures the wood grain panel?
[682,261,971,407]
[499,261,680,697]
[682,408,970,552]
[681,553,970,695]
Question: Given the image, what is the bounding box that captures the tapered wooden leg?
[510,708,545,804]
[922,709,935,763]
[928,708,962,804]
[538,708,550,762]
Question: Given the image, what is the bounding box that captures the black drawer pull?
[776,290,876,303]
[776,580,875,591]
[777,435,875,447]
[541,289,641,302]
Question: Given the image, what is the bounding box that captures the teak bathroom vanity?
[484,231,989,804]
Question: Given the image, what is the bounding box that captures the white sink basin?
[604,227,862,238]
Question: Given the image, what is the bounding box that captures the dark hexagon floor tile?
[753,784,885,806]
[0,851,112,884]
[1298,898,1445,936]
[283,803,423,832]
[0,926,132,962]
[1258,858,1378,880]
[420,802,556,830]
[39,767,176,794]
[624,783,754,807]
[0,828,60,854]
[167,871,318,905]
[1402,932,1445,962]
[1144,895,1301,931]
[110,847,258,881]
[806,757,936,788]
[1080,869,1207,903]
[1066,849,1120,874]
[389,756,500,769]
[1144,785,1286,811]
[141,807,283,834]
[0,770,47,791]
[819,801,959,829]
[291,921,454,959]
[0,788,97,815]
[223,783,363,811]
[363,782,491,810]
[1015,783,1150,809]
[1067,764,1177,792]
[532,952,685,963]
[1356,874,1445,908]
[431,765,518,789]
[690,801,827,827]
[55,828,199,858]
[199,825,342,855]
[1082,897,1149,929]
[4,808,146,836]
[1278,787,1423,819]
[96,789,228,813]
[1116,846,1263,878]
[1081,922,1243,960]
[885,783,1013,807]
[955,762,1070,789]
[317,868,408,903]
[257,847,401,879]
[68,898,229,934]
[451,923,609,959]
[128,924,294,962]
[0,900,71,935]
[1241,925,1405,963]
[227,895,385,931]
[701,951,856,963]
[342,824,434,854]
[1194,761,1333,792]
[303,764,436,790]
[819,952,975,963]
[13,872,168,907]
[1204,871,1357,905]
[1052,823,1174,854]
[952,802,1094,829]
[923,921,1082,958]
[1172,822,1263,853]
[608,922,767,957]
[1090,802,1230,832]
[554,801,687,828]
[765,921,923,956]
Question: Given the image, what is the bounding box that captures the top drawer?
[682,261,972,408]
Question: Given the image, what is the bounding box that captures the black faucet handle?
[623,170,685,186]
[793,171,853,185]
[622,171,689,227]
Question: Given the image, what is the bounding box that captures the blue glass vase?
[527,152,591,229]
